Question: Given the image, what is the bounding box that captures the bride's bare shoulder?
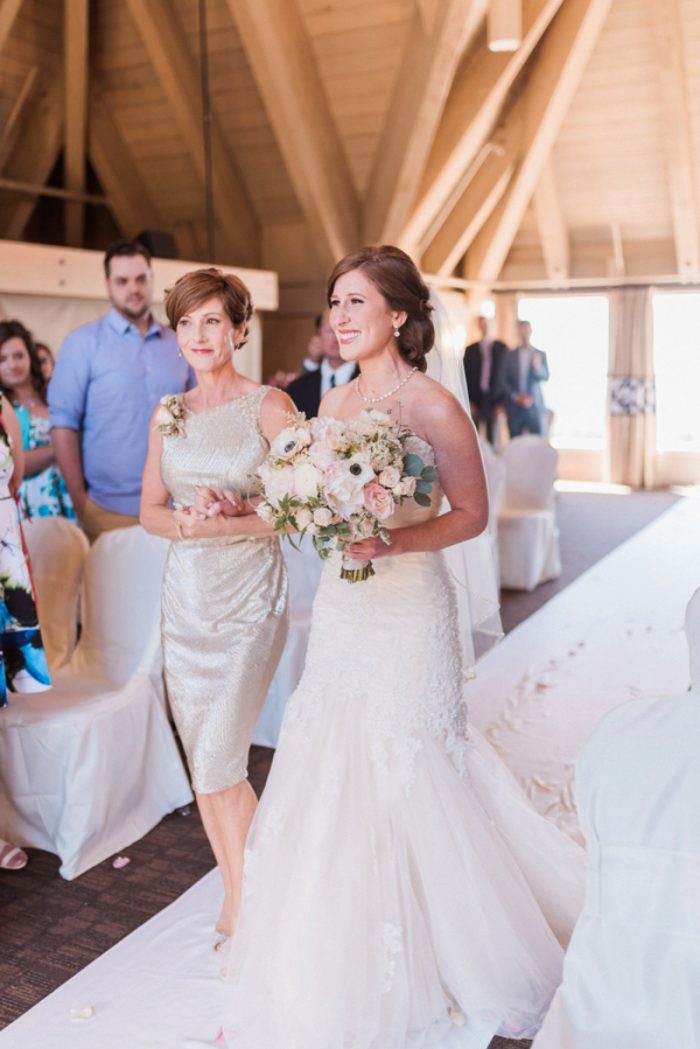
[412,373,467,418]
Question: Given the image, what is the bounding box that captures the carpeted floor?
[0,489,680,1045]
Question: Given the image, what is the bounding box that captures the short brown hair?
[165,268,254,346]
[327,245,434,372]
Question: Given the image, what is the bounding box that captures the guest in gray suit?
[499,320,550,437]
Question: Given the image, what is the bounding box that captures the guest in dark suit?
[463,316,507,444]
[498,320,550,437]
[286,309,358,418]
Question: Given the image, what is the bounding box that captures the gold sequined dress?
[160,387,288,794]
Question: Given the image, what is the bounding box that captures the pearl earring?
[393,327,400,338]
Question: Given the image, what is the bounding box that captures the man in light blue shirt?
[49,241,192,541]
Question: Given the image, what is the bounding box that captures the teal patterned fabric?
[15,405,75,521]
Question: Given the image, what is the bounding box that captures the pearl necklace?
[355,366,417,405]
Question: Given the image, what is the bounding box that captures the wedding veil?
[426,289,503,676]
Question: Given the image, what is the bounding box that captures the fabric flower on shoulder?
[155,395,187,438]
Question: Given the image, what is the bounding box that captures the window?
[517,295,609,449]
[652,291,700,452]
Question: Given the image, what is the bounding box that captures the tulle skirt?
[223,719,584,1048]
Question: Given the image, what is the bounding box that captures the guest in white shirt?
[286,309,358,418]
[498,320,550,437]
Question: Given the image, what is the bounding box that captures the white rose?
[308,440,336,471]
[313,507,333,527]
[155,404,172,428]
[397,476,417,498]
[259,462,295,507]
[378,465,400,488]
[295,507,313,530]
[255,502,275,523]
[293,461,321,500]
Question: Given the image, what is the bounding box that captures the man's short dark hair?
[104,240,152,277]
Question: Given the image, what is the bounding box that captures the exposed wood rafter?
[124,0,259,266]
[226,0,359,271]
[364,0,489,246]
[421,143,515,274]
[465,0,615,284]
[0,73,63,239]
[64,0,89,246]
[88,97,164,239]
[532,157,570,280]
[404,0,564,248]
[650,0,700,278]
[0,64,37,153]
[0,0,23,54]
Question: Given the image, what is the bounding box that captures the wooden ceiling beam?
[124,0,259,266]
[421,144,515,274]
[64,0,89,247]
[88,96,164,239]
[226,0,359,271]
[0,71,62,240]
[0,64,38,154]
[650,0,700,278]
[403,0,564,248]
[465,0,614,284]
[0,0,23,53]
[532,157,570,280]
[363,0,489,247]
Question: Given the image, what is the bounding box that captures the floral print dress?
[0,403,50,705]
[15,405,74,521]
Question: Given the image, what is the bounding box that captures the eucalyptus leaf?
[421,466,437,482]
[404,453,424,477]
[414,491,432,507]
[415,479,432,495]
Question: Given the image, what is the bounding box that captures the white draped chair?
[478,437,506,588]
[23,517,89,668]
[0,526,192,879]
[533,588,700,1049]
[497,435,561,591]
[254,534,323,748]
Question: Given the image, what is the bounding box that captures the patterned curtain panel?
[607,288,656,489]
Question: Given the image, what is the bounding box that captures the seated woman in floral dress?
[0,393,51,870]
[0,321,74,521]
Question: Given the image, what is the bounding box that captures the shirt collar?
[106,306,163,339]
[321,358,355,382]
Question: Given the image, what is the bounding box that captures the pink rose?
[363,482,395,520]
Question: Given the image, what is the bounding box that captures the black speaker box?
[135,230,178,259]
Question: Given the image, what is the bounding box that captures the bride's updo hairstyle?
[165,267,254,348]
[327,245,434,372]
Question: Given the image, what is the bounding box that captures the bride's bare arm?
[347,391,488,561]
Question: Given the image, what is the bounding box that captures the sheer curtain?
[607,287,656,489]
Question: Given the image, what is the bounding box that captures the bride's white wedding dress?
[224,433,584,1049]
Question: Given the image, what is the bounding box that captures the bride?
[215,245,584,1048]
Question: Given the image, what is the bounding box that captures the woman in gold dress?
[140,269,292,940]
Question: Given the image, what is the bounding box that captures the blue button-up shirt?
[48,308,193,515]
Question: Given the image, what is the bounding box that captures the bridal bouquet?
[256,409,436,582]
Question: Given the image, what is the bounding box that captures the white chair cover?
[253,534,323,747]
[0,526,192,879]
[533,589,700,1049]
[478,437,506,588]
[23,517,89,669]
[497,435,562,591]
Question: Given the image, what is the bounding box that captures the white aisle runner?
[468,493,700,836]
[2,494,698,1048]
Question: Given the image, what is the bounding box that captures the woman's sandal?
[0,841,28,870]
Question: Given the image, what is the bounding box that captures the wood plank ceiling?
[1,0,699,318]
